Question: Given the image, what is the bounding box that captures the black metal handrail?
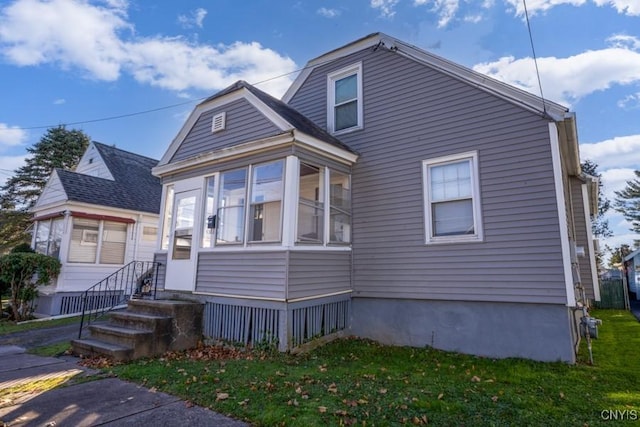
[77,260,161,339]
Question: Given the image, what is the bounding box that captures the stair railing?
[78,261,161,339]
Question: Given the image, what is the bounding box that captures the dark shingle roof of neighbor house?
[56,142,161,214]
[201,80,356,154]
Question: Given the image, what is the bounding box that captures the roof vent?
[212,112,226,133]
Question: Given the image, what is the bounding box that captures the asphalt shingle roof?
[57,142,161,214]
[201,81,357,155]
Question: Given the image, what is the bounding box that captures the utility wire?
[523,0,547,115]
[10,60,321,131]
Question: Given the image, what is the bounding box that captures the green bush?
[0,252,61,321]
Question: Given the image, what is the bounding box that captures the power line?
[10,61,317,132]
[523,0,547,115]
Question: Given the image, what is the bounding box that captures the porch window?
[161,185,174,250]
[68,218,128,264]
[217,168,247,244]
[34,218,64,259]
[297,163,324,243]
[328,62,363,133]
[249,160,283,242]
[422,152,482,244]
[297,164,351,245]
[329,170,351,243]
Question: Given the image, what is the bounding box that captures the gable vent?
[212,112,226,133]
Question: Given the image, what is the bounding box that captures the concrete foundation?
[350,298,576,363]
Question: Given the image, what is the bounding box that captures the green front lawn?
[107,309,639,426]
[0,315,81,335]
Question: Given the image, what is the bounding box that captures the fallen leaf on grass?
[379,388,388,394]
[216,393,229,401]
[319,406,328,413]
[471,376,481,382]
[491,396,499,402]
[437,393,444,400]
[328,383,338,393]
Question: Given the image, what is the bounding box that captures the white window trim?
[327,62,363,135]
[422,151,483,245]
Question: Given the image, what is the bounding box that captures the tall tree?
[0,126,90,252]
[615,169,640,234]
[581,160,612,238]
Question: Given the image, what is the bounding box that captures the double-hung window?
[327,63,363,133]
[422,152,482,244]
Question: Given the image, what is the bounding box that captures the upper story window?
[327,63,363,134]
[422,152,483,244]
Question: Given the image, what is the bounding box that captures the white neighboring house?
[30,142,161,316]
[624,249,640,300]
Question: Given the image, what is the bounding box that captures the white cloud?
[317,7,341,18]
[177,8,207,29]
[593,0,640,15]
[600,167,637,200]
[415,0,460,27]
[473,37,640,106]
[580,135,640,170]
[53,98,66,105]
[618,93,640,109]
[0,123,28,149]
[0,154,27,186]
[0,0,296,97]
[371,0,399,17]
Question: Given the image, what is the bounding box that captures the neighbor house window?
[249,160,283,242]
[68,218,128,264]
[422,152,482,244]
[217,168,248,244]
[34,218,64,259]
[297,164,351,245]
[161,185,174,250]
[327,63,363,133]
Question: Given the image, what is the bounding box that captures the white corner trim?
[582,183,601,302]
[549,122,576,307]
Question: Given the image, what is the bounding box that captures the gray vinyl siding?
[195,251,287,300]
[170,98,282,163]
[287,251,351,300]
[289,47,567,305]
[570,177,595,300]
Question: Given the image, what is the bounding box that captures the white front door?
[165,189,200,291]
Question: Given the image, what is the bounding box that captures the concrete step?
[71,338,133,362]
[109,311,172,332]
[88,324,154,359]
[126,299,202,318]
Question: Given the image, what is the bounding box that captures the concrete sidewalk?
[0,346,248,426]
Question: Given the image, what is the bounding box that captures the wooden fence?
[596,279,629,310]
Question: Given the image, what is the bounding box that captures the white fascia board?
[65,201,159,220]
[392,43,567,121]
[282,33,383,103]
[549,122,577,307]
[158,88,294,167]
[582,183,601,302]
[153,133,295,177]
[293,130,358,164]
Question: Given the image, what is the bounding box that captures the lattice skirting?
[203,297,351,350]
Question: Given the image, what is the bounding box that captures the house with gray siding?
[152,33,598,363]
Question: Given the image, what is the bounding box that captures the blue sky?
[1,0,639,256]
